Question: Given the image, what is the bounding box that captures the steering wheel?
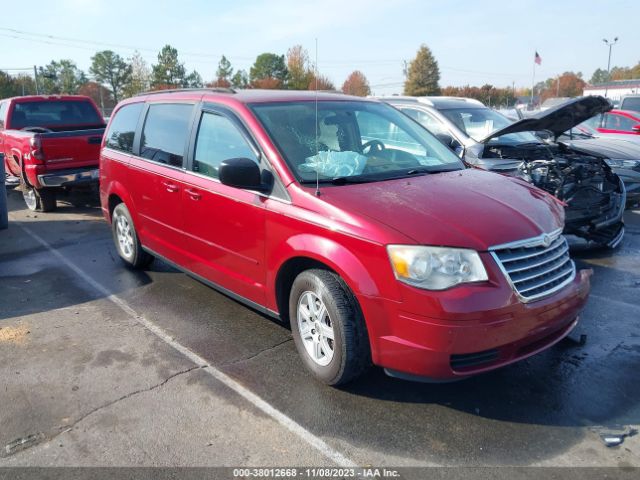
[21,126,53,133]
[362,140,385,154]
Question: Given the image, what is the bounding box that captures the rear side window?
[402,108,449,137]
[0,101,7,129]
[193,112,258,179]
[10,100,104,129]
[105,103,143,153]
[140,103,193,168]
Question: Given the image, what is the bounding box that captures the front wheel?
[289,269,371,385]
[111,203,153,269]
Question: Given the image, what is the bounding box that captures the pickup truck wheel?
[22,186,40,211]
[112,203,153,269]
[289,269,371,385]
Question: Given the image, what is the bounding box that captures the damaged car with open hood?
[383,95,627,248]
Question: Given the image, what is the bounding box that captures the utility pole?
[33,65,40,95]
[603,37,619,97]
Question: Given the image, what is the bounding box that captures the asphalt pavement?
[1,188,639,475]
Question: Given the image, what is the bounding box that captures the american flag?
[534,51,542,65]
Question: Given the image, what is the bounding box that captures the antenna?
[314,38,321,197]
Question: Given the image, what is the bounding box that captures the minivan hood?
[480,96,612,143]
[316,169,564,251]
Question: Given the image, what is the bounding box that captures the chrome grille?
[490,229,575,302]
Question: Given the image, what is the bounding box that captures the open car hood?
[480,96,612,143]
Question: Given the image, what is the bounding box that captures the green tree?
[214,55,233,87]
[0,72,36,98]
[308,73,335,91]
[230,69,249,89]
[403,44,440,96]
[89,50,132,103]
[286,45,313,90]
[250,53,288,88]
[38,60,86,94]
[151,45,186,89]
[342,70,371,96]
[590,68,609,85]
[185,70,203,88]
[122,51,151,98]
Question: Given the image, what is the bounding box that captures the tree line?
[0,44,373,109]
[2,41,639,110]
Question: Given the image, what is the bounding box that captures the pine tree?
[404,45,440,96]
[151,45,186,89]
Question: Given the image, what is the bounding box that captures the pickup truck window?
[105,102,144,154]
[10,100,104,130]
[0,101,7,129]
[140,103,193,168]
[193,112,258,179]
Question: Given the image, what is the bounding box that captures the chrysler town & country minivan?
[100,89,591,385]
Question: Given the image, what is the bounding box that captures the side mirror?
[632,124,640,134]
[219,158,270,192]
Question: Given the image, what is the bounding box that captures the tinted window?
[140,103,193,167]
[193,112,258,179]
[10,100,104,129]
[0,101,7,129]
[105,102,143,153]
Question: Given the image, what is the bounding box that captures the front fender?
[267,233,382,310]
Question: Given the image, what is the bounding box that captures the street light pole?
[602,37,619,98]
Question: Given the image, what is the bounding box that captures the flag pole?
[531,52,535,107]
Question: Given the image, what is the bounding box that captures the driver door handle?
[185,188,202,200]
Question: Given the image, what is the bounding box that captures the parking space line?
[14,221,357,468]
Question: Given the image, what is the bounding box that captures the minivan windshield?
[439,107,540,145]
[250,100,464,183]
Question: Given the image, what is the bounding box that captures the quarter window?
[193,112,258,179]
[140,103,193,167]
[105,102,143,153]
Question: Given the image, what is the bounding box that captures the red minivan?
[100,89,591,385]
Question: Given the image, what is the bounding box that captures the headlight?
[606,158,640,168]
[387,245,488,290]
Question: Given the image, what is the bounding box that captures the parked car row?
[2,89,620,386]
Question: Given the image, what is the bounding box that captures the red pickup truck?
[1,95,106,211]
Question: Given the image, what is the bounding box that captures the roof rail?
[136,87,236,97]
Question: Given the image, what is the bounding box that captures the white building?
[583,79,640,102]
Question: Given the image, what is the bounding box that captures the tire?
[22,185,56,212]
[289,269,371,385]
[111,203,153,269]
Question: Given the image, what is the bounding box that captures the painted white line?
[15,221,357,468]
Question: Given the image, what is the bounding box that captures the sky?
[0,0,637,95]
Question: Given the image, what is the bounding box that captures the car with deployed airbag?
[100,89,591,385]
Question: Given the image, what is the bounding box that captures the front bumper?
[360,267,591,381]
[37,167,100,188]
